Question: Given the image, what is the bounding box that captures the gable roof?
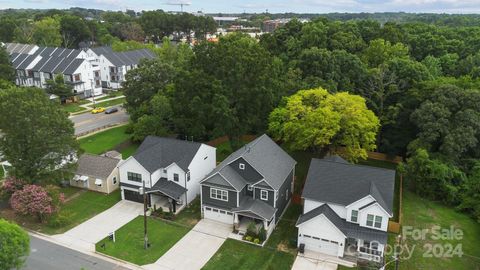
[204,134,296,190]
[91,46,156,67]
[302,156,395,215]
[233,196,276,220]
[132,136,203,173]
[296,204,388,244]
[76,154,120,179]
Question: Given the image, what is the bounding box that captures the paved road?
[24,235,131,270]
[70,108,129,136]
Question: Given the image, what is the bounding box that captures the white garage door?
[203,206,233,224]
[300,234,340,257]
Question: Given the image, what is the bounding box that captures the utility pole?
[140,181,149,249]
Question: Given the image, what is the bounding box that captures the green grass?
[95,91,124,101]
[40,189,121,234]
[94,97,125,108]
[203,239,295,270]
[265,204,302,253]
[79,125,131,155]
[96,216,189,265]
[120,143,140,159]
[387,191,480,270]
[62,103,87,113]
[174,197,201,227]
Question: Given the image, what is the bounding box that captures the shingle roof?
[147,177,187,201]
[133,136,203,173]
[76,154,120,179]
[233,196,277,220]
[204,134,296,190]
[302,157,395,215]
[92,46,155,67]
[296,204,388,244]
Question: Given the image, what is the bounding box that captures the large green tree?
[0,45,15,83]
[0,219,30,270]
[32,16,62,47]
[0,87,78,183]
[59,15,91,48]
[45,74,73,102]
[269,88,380,162]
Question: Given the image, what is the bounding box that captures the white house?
[296,156,395,263]
[118,136,216,213]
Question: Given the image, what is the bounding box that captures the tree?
[458,161,480,222]
[131,93,173,141]
[361,39,409,68]
[410,85,480,161]
[0,17,16,42]
[10,185,64,222]
[269,88,380,162]
[45,74,73,102]
[0,87,78,183]
[0,45,15,83]
[13,20,34,44]
[32,17,62,47]
[59,15,91,48]
[0,219,30,270]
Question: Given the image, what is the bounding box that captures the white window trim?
[239,163,245,170]
[260,190,268,201]
[366,214,382,228]
[210,188,228,202]
[351,210,358,222]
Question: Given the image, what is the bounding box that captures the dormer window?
[239,163,245,170]
[174,173,179,182]
[351,210,358,222]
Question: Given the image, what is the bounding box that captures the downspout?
[184,171,188,207]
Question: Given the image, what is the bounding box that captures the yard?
[203,239,295,270]
[93,97,125,108]
[173,197,202,227]
[265,204,302,253]
[61,100,89,113]
[96,216,190,265]
[95,91,124,101]
[388,191,480,270]
[78,125,131,155]
[0,187,121,235]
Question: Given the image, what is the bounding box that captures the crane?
[165,1,191,12]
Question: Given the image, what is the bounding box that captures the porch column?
[234,213,239,230]
[263,220,268,230]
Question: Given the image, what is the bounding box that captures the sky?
[1,0,480,13]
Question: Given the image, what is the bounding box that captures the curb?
[76,122,129,139]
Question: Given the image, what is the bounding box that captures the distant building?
[263,18,310,33]
[5,43,156,97]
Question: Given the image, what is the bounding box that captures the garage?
[123,189,150,205]
[300,234,340,257]
[203,206,233,224]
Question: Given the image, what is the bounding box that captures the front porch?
[343,237,384,263]
[235,215,265,235]
[150,193,185,214]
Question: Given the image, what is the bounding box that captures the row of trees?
[0,9,217,48]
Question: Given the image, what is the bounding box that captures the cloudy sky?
[1,0,480,13]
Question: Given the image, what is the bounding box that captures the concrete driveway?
[143,219,231,270]
[292,256,338,270]
[53,200,143,251]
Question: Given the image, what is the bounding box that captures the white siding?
[118,157,151,188]
[297,214,346,257]
[187,144,216,204]
[345,195,375,223]
[303,199,347,219]
[358,203,389,231]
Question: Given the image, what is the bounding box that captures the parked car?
[91,107,106,114]
[105,107,119,114]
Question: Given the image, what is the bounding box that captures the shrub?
[258,226,267,241]
[0,177,26,198]
[245,235,253,242]
[253,238,260,244]
[0,219,30,269]
[10,185,64,222]
[246,222,257,237]
[48,211,73,228]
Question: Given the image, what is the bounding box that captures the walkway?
[143,219,231,270]
[53,200,143,252]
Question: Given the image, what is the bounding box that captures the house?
[88,46,156,89]
[71,154,121,194]
[200,134,296,239]
[296,156,395,263]
[118,136,216,213]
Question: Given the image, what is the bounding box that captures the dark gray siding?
[230,158,263,183]
[253,186,275,207]
[275,169,294,220]
[201,185,237,209]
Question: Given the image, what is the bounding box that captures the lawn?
[120,143,140,159]
[96,216,189,265]
[265,204,302,253]
[61,102,88,113]
[203,239,295,270]
[387,191,480,270]
[79,125,131,155]
[95,91,124,101]
[174,197,202,227]
[94,97,126,108]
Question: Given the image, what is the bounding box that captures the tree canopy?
[0,219,30,270]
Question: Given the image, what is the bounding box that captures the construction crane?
[165,1,191,12]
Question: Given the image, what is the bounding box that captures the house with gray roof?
[118,136,216,214]
[200,134,296,240]
[71,154,121,194]
[296,155,395,263]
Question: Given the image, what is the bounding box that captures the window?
[110,67,116,73]
[205,207,211,211]
[163,169,167,174]
[260,190,268,201]
[210,188,228,201]
[374,216,382,228]
[371,241,379,250]
[127,172,142,182]
[366,214,374,227]
[74,74,81,81]
[351,210,358,222]
[187,172,190,182]
[204,156,208,160]
[113,176,117,185]
[174,173,179,182]
[44,72,51,79]
[94,71,100,77]
[247,184,253,191]
[239,163,245,170]
[33,71,40,78]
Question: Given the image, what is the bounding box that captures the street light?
[138,181,149,249]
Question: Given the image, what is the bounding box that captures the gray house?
[200,134,296,239]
